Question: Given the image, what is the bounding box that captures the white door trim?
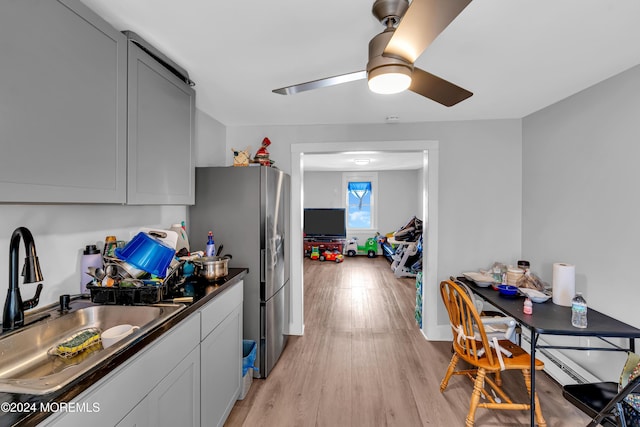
[289,140,439,339]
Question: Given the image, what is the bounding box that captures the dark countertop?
[0,268,247,427]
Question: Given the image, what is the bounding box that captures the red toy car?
[320,249,344,263]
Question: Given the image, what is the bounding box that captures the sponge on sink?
[51,327,102,359]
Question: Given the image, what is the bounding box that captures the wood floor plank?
[314,330,353,427]
[225,256,592,426]
[373,330,426,425]
[349,328,386,426]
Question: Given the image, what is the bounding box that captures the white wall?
[228,120,523,336]
[195,109,226,167]
[522,63,640,381]
[0,109,222,309]
[303,169,421,236]
[377,169,421,235]
[303,172,342,208]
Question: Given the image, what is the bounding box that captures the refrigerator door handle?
[260,248,266,283]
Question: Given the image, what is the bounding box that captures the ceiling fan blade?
[384,0,472,63]
[409,67,472,107]
[273,71,367,95]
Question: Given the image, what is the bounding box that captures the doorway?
[289,140,439,339]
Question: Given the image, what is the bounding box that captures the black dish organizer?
[86,260,186,305]
[86,284,163,305]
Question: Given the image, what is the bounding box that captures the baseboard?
[286,322,304,336]
[520,331,602,385]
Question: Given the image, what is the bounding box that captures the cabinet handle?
[260,249,265,283]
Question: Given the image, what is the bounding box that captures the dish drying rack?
[87,260,185,305]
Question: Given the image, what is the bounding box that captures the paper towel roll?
[552,263,576,306]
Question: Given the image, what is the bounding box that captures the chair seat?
[562,382,618,427]
[458,339,545,372]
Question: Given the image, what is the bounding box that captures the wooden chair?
[446,277,519,387]
[563,362,640,426]
[439,279,547,427]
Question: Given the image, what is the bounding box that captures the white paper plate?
[519,288,551,303]
[462,272,496,287]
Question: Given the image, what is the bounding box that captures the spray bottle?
[206,231,216,257]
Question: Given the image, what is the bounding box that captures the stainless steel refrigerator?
[189,166,289,378]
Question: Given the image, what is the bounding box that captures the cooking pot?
[193,255,232,280]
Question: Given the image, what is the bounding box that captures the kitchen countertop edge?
[5,268,248,427]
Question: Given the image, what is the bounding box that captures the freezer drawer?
[260,281,288,378]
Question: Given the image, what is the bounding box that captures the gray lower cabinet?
[0,0,127,203]
[199,281,244,427]
[41,280,243,427]
[201,305,243,427]
[126,42,196,205]
[117,346,200,427]
[115,398,148,427]
[148,346,200,426]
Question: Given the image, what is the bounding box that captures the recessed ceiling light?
[354,159,370,166]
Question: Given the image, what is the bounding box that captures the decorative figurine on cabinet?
[253,137,273,167]
[232,147,251,167]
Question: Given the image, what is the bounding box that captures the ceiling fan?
[272,0,473,107]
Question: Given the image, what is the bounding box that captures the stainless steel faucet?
[2,227,44,332]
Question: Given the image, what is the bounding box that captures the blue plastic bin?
[239,340,257,400]
[242,340,257,376]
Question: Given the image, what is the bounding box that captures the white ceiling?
[80,0,640,128]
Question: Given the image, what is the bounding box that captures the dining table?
[457,276,640,426]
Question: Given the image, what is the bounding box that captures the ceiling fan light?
[368,65,412,95]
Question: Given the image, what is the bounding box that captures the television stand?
[303,238,346,257]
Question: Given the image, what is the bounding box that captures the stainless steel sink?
[0,301,185,395]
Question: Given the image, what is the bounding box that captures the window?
[343,172,378,230]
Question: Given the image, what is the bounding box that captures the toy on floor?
[309,246,320,260]
[320,249,344,263]
[345,233,380,258]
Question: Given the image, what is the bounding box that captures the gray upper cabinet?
[0,0,127,203]
[126,42,195,205]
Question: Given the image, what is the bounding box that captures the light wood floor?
[226,257,591,426]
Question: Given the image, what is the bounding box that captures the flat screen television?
[304,208,346,240]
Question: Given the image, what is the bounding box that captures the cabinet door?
[148,346,201,427]
[201,305,242,427]
[116,398,149,427]
[127,42,195,205]
[0,0,127,203]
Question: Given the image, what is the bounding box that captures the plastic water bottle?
[571,292,588,328]
[492,266,502,283]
